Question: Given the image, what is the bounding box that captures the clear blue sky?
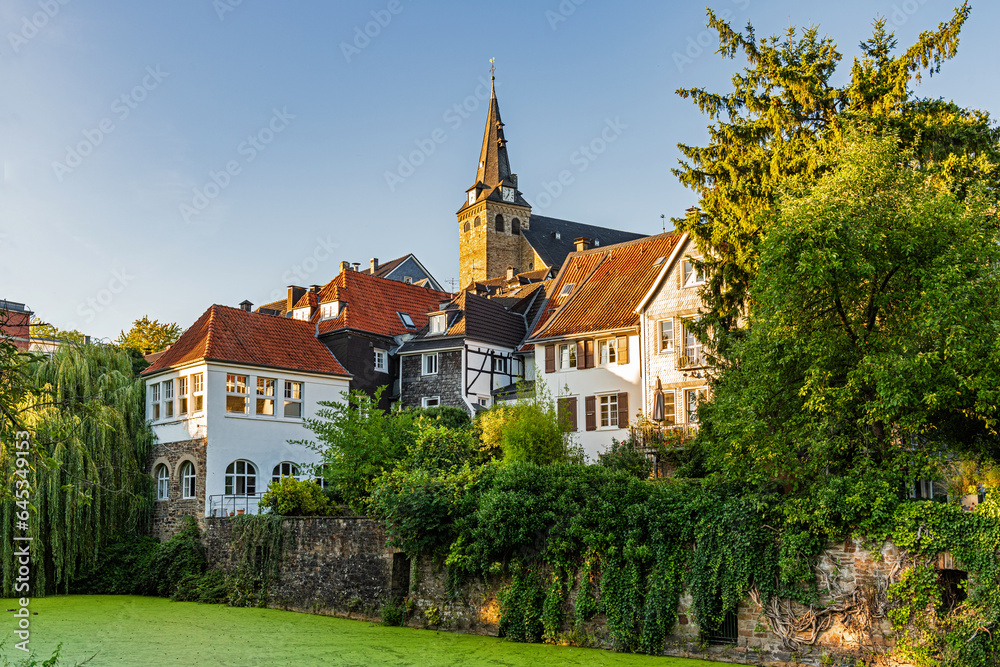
[2,0,996,340]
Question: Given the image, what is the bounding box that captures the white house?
[141,304,351,539]
[526,233,684,460]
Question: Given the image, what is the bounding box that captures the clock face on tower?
[502,187,515,202]
[468,191,476,205]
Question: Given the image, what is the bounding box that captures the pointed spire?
[475,65,512,188]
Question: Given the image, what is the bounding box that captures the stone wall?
[149,437,207,541]
[204,516,406,619]
[400,349,465,411]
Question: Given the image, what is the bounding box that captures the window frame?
[155,465,169,501]
[658,319,675,353]
[682,321,704,367]
[373,349,388,373]
[598,338,618,366]
[422,352,439,376]
[180,461,196,499]
[421,396,441,408]
[150,382,161,420]
[284,380,303,419]
[686,387,707,424]
[398,312,415,328]
[599,393,619,428]
[177,376,189,415]
[319,302,338,320]
[256,377,276,417]
[226,374,249,414]
[429,314,447,334]
[192,373,204,412]
[163,379,174,419]
[492,356,507,373]
[225,460,258,496]
[682,259,705,288]
[662,390,676,426]
[272,462,300,484]
[558,343,577,370]
[291,308,310,321]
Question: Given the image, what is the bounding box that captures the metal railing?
[208,493,266,517]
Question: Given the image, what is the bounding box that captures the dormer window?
[319,302,339,320]
[292,308,310,321]
[398,312,415,328]
[429,314,448,335]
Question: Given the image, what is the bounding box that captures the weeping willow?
[0,343,153,595]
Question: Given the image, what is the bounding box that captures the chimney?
[574,237,591,252]
[506,266,515,280]
[287,286,306,312]
[339,261,352,273]
[239,299,253,312]
[352,262,361,272]
[370,258,378,273]
[309,285,321,293]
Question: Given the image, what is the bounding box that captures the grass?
[0,596,733,666]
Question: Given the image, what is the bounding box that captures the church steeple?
[475,79,512,187]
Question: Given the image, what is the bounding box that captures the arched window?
[225,460,258,496]
[180,461,196,499]
[473,216,481,227]
[156,465,169,501]
[463,221,471,233]
[272,462,300,483]
[495,214,505,233]
[511,218,521,235]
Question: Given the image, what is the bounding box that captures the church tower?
[458,76,531,287]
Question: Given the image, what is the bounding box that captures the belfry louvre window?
[495,214,505,233]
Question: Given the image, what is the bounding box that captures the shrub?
[260,476,335,516]
[597,438,652,480]
[173,569,232,603]
[476,385,581,466]
[413,405,471,429]
[70,535,160,595]
[149,516,209,597]
[381,601,405,626]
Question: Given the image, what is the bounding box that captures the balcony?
[208,493,266,517]
[628,421,697,479]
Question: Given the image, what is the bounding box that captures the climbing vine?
[227,514,286,607]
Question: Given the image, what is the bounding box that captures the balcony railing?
[208,493,266,517]
[628,422,698,478]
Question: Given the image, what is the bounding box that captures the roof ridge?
[204,305,219,357]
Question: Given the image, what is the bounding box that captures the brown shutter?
[576,340,586,368]
[558,397,578,432]
[616,336,629,364]
[617,392,629,429]
[545,344,555,373]
[585,396,597,431]
[584,340,595,369]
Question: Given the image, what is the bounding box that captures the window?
[511,218,520,235]
[492,356,507,373]
[682,259,705,287]
[559,343,577,370]
[421,396,440,408]
[662,391,676,425]
[226,374,248,414]
[686,388,707,423]
[495,214,505,233]
[292,308,310,320]
[429,314,447,334]
[398,312,415,328]
[474,216,481,227]
[256,378,276,416]
[225,460,257,496]
[599,338,618,365]
[150,383,161,420]
[403,276,413,284]
[180,461,196,499]
[156,465,169,501]
[478,397,489,407]
[374,349,388,373]
[463,221,471,232]
[422,353,439,375]
[659,319,675,353]
[192,373,204,412]
[653,256,666,267]
[163,379,174,419]
[682,322,704,367]
[272,462,300,483]
[600,394,619,428]
[178,376,189,415]
[558,283,575,298]
[319,302,339,320]
[284,381,303,418]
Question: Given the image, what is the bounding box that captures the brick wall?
[204,516,403,619]
[149,437,207,541]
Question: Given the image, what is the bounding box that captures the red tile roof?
[315,270,452,338]
[529,233,683,341]
[141,305,350,377]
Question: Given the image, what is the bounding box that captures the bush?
[412,405,471,430]
[381,601,405,626]
[402,423,483,472]
[148,517,208,597]
[173,569,233,603]
[260,476,336,516]
[476,385,581,466]
[70,535,160,594]
[597,438,652,480]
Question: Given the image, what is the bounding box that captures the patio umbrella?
[652,377,665,422]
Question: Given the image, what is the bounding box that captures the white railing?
[208,493,266,517]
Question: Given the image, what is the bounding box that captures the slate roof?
[528,233,683,341]
[522,215,647,272]
[359,255,407,279]
[314,270,452,339]
[141,305,350,378]
[399,291,527,353]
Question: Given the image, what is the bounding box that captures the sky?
[2,0,997,341]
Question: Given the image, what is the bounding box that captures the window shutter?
[576,340,586,368]
[617,392,629,429]
[545,345,555,373]
[585,396,597,431]
[616,336,629,364]
[559,397,578,432]
[584,340,595,369]
[569,397,578,432]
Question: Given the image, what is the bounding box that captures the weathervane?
[490,57,496,80]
